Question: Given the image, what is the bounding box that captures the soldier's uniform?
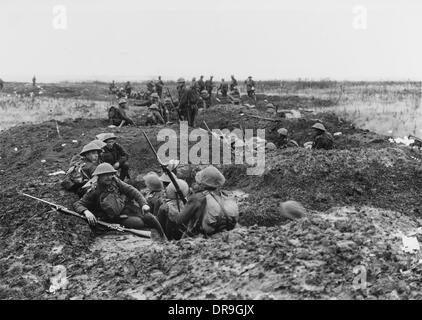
[101,136,130,181]
[73,164,165,237]
[109,102,135,126]
[198,77,205,92]
[155,78,164,98]
[124,82,132,97]
[147,81,155,96]
[218,81,229,97]
[230,77,238,91]
[276,128,299,149]
[245,77,256,98]
[143,173,165,217]
[313,132,334,150]
[311,123,334,150]
[164,98,178,122]
[157,166,237,240]
[278,138,299,149]
[146,104,166,125]
[178,79,199,127]
[205,78,214,96]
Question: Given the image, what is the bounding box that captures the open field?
[1,80,420,137]
[1,81,422,300]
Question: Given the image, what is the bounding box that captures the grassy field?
[0,80,421,137]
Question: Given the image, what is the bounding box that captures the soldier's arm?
[73,189,98,214]
[116,178,147,208]
[312,136,321,149]
[116,143,129,162]
[119,109,134,124]
[174,194,204,225]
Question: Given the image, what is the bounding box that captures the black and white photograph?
[1,0,422,305]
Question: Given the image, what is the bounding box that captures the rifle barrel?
[141,130,187,204]
[21,193,151,239]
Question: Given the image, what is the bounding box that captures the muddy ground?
[1,92,422,300]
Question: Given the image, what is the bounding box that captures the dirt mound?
[222,147,422,226]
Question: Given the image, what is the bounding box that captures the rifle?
[141,130,187,204]
[21,193,151,239]
[203,121,232,147]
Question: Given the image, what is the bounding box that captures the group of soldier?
[107,75,259,128]
[57,74,336,242]
[275,123,333,150]
[62,115,333,241]
[62,132,239,240]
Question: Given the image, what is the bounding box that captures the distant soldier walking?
[190,77,198,93]
[177,77,198,127]
[230,75,238,91]
[217,78,228,97]
[245,76,256,98]
[147,80,156,96]
[205,76,214,97]
[109,80,117,94]
[197,75,205,93]
[32,75,36,87]
[155,76,164,98]
[0,78,4,91]
[124,81,133,97]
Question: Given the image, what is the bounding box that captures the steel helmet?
[195,165,225,188]
[143,172,164,192]
[166,179,189,200]
[102,132,117,142]
[266,142,277,150]
[277,128,288,136]
[118,98,127,105]
[266,103,275,109]
[149,104,159,111]
[92,163,117,176]
[164,98,171,103]
[90,139,107,149]
[312,123,326,132]
[150,93,159,99]
[177,78,185,83]
[279,200,306,220]
[80,142,102,156]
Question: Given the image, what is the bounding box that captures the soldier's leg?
[186,106,192,126]
[190,106,198,127]
[119,160,130,180]
[121,205,166,238]
[157,208,184,240]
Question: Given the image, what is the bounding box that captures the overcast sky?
[1,0,421,82]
